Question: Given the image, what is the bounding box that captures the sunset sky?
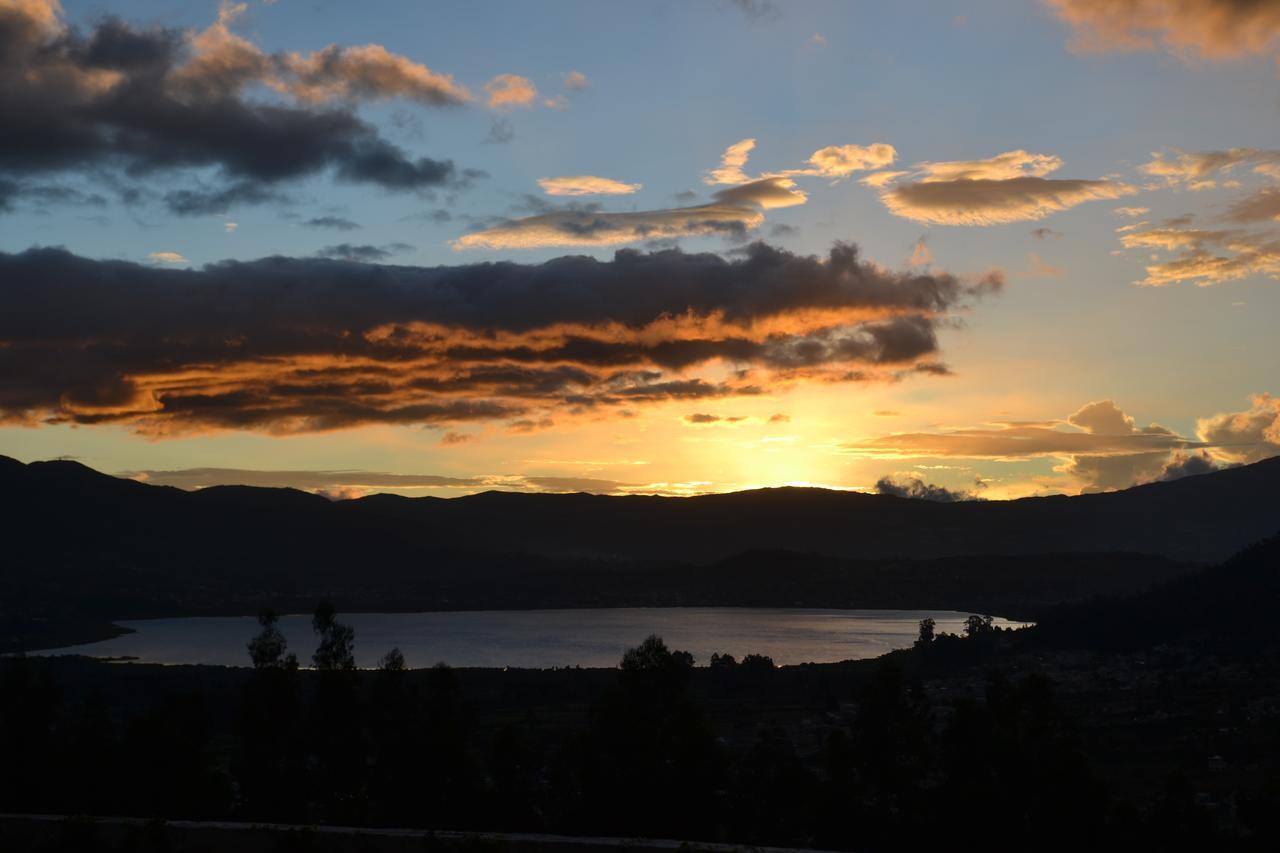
[2,0,1279,500]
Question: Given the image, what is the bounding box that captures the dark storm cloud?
[0,178,107,211]
[0,1,461,213]
[875,475,976,502]
[164,181,290,215]
[304,216,362,230]
[0,240,999,434]
[314,242,415,262]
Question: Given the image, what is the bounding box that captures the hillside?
[2,454,1278,651]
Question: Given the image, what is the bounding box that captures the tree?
[916,617,936,647]
[236,615,306,820]
[566,636,725,839]
[963,614,994,638]
[379,647,406,672]
[307,600,365,821]
[312,599,356,671]
[248,609,297,670]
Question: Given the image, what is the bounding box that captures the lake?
[31,608,1027,668]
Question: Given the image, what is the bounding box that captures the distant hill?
[1,454,1278,650]
[6,452,1278,563]
[1034,532,1280,652]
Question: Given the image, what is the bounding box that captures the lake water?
[32,608,1027,668]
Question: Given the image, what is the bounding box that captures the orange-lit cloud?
[1139,148,1280,189]
[705,138,758,185]
[484,73,537,108]
[454,177,808,250]
[451,201,766,249]
[538,175,643,196]
[843,399,1220,492]
[1045,0,1280,59]
[706,138,896,186]
[1197,393,1280,462]
[1224,186,1280,223]
[881,176,1135,225]
[0,242,999,434]
[168,2,472,106]
[1117,222,1280,285]
[876,149,1135,225]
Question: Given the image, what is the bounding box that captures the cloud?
[452,178,807,250]
[706,138,896,186]
[0,240,999,434]
[721,0,782,22]
[1159,450,1219,481]
[484,73,537,108]
[121,465,655,497]
[439,430,474,445]
[861,170,909,189]
[1224,186,1280,223]
[908,149,1064,182]
[223,221,237,233]
[786,144,898,179]
[0,0,464,209]
[711,177,807,209]
[163,182,290,215]
[563,70,589,90]
[0,179,107,212]
[1117,223,1280,285]
[875,474,976,502]
[272,43,471,105]
[682,412,749,425]
[847,397,1280,493]
[126,467,485,491]
[456,155,816,249]
[877,150,1134,225]
[1140,148,1280,189]
[1114,206,1150,217]
[1031,227,1064,239]
[706,138,757,185]
[451,201,766,249]
[1029,252,1064,276]
[1196,393,1280,463]
[846,399,1203,492]
[315,242,414,262]
[485,118,515,145]
[538,176,644,196]
[148,251,188,264]
[303,216,361,230]
[909,236,933,266]
[1044,0,1280,58]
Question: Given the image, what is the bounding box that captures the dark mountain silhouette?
[1035,531,1280,652]
[1,453,1278,650]
[5,453,1278,563]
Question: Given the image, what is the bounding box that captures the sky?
[2,0,1280,500]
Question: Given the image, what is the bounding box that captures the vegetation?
[4,580,1280,849]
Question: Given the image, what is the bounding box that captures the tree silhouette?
[308,600,365,821]
[312,599,356,671]
[567,635,724,840]
[963,613,994,638]
[248,608,298,670]
[916,617,936,646]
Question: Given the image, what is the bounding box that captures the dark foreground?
[4,533,1280,852]
[0,814,840,853]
